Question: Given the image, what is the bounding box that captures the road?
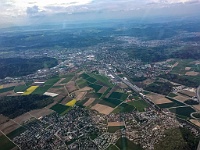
[197,86,200,102]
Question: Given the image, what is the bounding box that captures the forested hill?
[111,45,200,63]
[0,95,53,118]
[0,57,58,79]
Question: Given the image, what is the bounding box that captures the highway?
[197,86,200,102]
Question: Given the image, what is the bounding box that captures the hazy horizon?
[1,0,200,28]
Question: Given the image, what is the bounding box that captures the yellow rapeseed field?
[23,86,38,95]
[66,99,77,107]
[0,85,3,89]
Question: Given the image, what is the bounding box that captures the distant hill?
[0,57,58,79]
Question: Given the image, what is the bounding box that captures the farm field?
[128,100,149,112]
[80,73,91,79]
[88,83,102,92]
[112,103,135,113]
[166,97,185,106]
[59,96,71,105]
[108,122,125,126]
[50,104,70,115]
[129,93,142,101]
[169,106,196,118]
[146,93,172,104]
[168,92,178,98]
[98,86,108,94]
[14,84,28,93]
[0,86,15,93]
[174,95,189,102]
[0,135,16,150]
[190,119,200,127]
[157,102,184,109]
[116,137,143,150]
[83,98,95,107]
[91,104,114,115]
[76,98,90,107]
[85,92,102,99]
[33,77,60,94]
[75,91,86,101]
[66,81,77,93]
[7,126,27,139]
[0,120,20,135]
[88,73,114,87]
[29,108,54,118]
[99,98,122,108]
[23,86,38,95]
[157,96,186,109]
[13,112,32,124]
[108,92,128,101]
[76,79,88,88]
[0,115,9,125]
[60,74,74,84]
[66,99,76,107]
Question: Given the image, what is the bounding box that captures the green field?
[108,126,125,133]
[32,77,60,94]
[0,135,16,150]
[158,97,185,108]
[168,92,178,98]
[7,126,27,139]
[169,106,196,118]
[158,102,182,109]
[88,73,113,87]
[0,86,15,93]
[100,98,122,108]
[116,137,143,150]
[166,97,185,106]
[128,100,149,112]
[109,92,128,101]
[81,73,90,79]
[85,93,102,99]
[113,103,135,113]
[76,79,88,88]
[14,84,29,92]
[106,144,119,150]
[129,94,141,101]
[86,77,97,83]
[60,76,73,84]
[88,83,102,92]
[50,104,70,114]
[143,90,150,95]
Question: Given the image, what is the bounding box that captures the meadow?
[128,100,149,112]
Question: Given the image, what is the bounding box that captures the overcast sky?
[0,0,200,28]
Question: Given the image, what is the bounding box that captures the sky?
[0,0,200,28]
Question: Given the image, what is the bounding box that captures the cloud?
[1,0,200,17]
[0,0,200,28]
[26,5,39,16]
